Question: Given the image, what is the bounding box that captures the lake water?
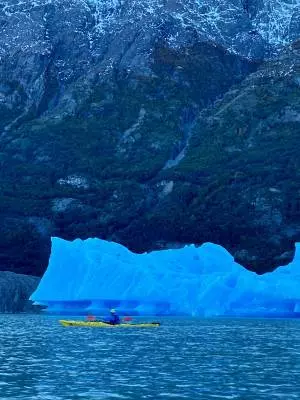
[0,315,299,399]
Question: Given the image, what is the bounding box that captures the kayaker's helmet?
[110,309,116,314]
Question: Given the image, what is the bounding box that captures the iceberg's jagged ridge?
[31,237,300,317]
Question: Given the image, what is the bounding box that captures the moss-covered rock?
[149,45,300,272]
[0,40,258,275]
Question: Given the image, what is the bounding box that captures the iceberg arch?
[31,237,300,317]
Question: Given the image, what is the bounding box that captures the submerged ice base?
[31,238,300,317]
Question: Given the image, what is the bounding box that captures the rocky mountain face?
[0,0,299,275]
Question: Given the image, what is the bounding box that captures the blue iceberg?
[30,237,300,317]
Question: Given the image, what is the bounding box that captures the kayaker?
[105,309,121,325]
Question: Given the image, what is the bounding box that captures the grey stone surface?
[0,271,40,313]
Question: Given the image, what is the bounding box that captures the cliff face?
[0,0,299,275]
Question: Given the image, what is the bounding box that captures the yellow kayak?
[59,320,160,328]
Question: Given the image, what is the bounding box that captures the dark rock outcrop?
[0,271,40,312]
[0,0,299,275]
